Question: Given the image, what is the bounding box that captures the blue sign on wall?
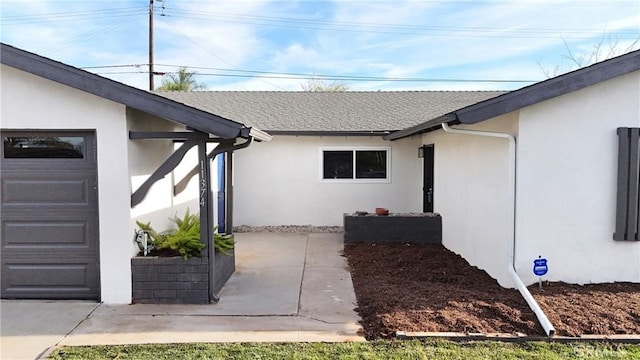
[533,258,548,276]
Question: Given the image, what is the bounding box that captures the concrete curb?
[395,331,640,344]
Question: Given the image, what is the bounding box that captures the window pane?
[323,151,353,179]
[3,136,84,158]
[356,150,387,179]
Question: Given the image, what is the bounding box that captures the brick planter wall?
[344,213,442,244]
[131,254,209,304]
[131,249,236,304]
[212,249,235,295]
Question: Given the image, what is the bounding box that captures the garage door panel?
[1,130,99,300]
[2,259,98,299]
[1,209,97,220]
[1,170,97,208]
[3,179,90,205]
[1,211,98,253]
[2,220,91,251]
[0,160,96,171]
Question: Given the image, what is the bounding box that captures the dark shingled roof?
[156,91,506,134]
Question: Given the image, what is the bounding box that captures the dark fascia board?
[456,49,640,125]
[0,43,243,139]
[267,130,392,136]
[386,49,640,140]
[383,114,457,140]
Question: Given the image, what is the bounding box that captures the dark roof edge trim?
[456,50,640,125]
[385,49,640,140]
[266,130,391,137]
[0,43,243,139]
[384,114,457,140]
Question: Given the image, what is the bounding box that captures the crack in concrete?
[295,234,310,316]
[298,314,347,325]
[39,302,102,359]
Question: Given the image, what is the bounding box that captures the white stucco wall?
[1,65,132,303]
[126,110,201,234]
[1,66,208,304]
[422,114,518,286]
[422,70,640,287]
[515,71,640,285]
[233,135,422,226]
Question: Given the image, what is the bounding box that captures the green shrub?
[135,209,234,259]
[162,210,205,259]
[214,230,235,256]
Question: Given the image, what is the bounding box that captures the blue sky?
[1,0,639,91]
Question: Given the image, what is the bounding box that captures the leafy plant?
[135,220,165,247]
[214,228,235,256]
[135,209,234,259]
[162,209,205,259]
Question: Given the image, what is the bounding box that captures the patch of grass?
[49,340,640,360]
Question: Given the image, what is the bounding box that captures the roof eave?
[0,43,244,139]
[383,114,458,140]
[267,130,392,137]
[240,127,273,142]
[457,50,640,125]
[385,49,640,140]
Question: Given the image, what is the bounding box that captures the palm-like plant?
[156,67,207,91]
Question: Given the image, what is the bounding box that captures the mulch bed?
[344,243,640,339]
[530,282,640,337]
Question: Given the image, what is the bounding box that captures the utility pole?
[149,0,154,90]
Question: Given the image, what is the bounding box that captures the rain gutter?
[441,122,555,337]
[265,130,391,137]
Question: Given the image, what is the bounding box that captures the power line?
[4,1,634,89]
[157,7,639,40]
[81,63,538,82]
[155,15,286,90]
[166,8,631,35]
[89,69,537,84]
[0,7,147,25]
[3,4,637,40]
[36,15,141,54]
[182,72,538,83]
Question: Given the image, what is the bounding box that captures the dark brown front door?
[422,145,434,213]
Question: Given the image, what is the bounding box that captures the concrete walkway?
[0,232,364,360]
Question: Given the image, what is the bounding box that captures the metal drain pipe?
[441,122,555,337]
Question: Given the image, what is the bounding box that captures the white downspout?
[441,122,555,337]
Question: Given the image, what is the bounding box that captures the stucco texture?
[1,65,131,303]
[233,135,422,226]
[422,70,640,288]
[515,71,640,285]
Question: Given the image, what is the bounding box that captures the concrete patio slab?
[95,263,303,317]
[0,232,364,359]
[234,232,308,268]
[299,267,361,324]
[59,315,362,345]
[306,233,350,268]
[0,301,99,360]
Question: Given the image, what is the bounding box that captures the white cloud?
[272,43,319,70]
[1,0,638,91]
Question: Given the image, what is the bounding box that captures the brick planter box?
[131,250,234,304]
[344,213,442,244]
[212,249,235,295]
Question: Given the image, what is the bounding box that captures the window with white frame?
[320,147,390,181]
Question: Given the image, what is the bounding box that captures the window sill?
[320,178,391,184]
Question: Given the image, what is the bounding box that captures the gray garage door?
[1,131,99,299]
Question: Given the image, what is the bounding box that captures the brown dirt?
[530,282,640,336]
[344,243,640,339]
